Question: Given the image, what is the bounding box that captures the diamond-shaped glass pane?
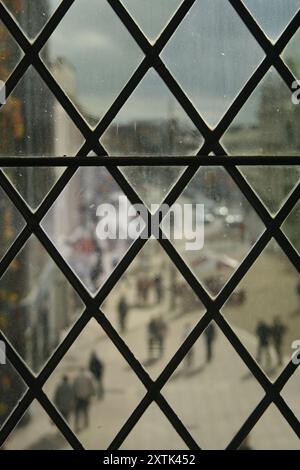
[2,167,66,211]
[244,404,300,449]
[0,360,27,432]
[101,69,203,156]
[42,318,146,449]
[281,368,300,422]
[281,28,300,77]
[222,239,300,380]
[0,184,25,261]
[238,166,300,216]
[222,68,300,156]
[163,322,264,449]
[120,403,188,450]
[42,167,145,295]
[4,400,73,450]
[120,166,186,212]
[121,0,183,43]
[0,236,84,374]
[0,18,23,82]
[242,0,300,42]
[0,66,84,156]
[162,166,264,296]
[1,0,61,39]
[281,200,300,256]
[161,0,264,128]
[102,238,205,379]
[45,0,144,127]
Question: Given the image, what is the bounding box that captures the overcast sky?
[46,0,300,127]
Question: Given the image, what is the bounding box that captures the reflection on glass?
[42,167,144,295]
[120,166,186,211]
[281,200,300,256]
[120,404,188,450]
[38,319,145,450]
[1,0,61,39]
[161,0,264,128]
[282,28,300,78]
[238,166,300,215]
[0,18,22,82]
[0,66,84,156]
[242,404,300,450]
[102,238,204,379]
[162,166,264,296]
[242,0,300,42]
[222,239,300,380]
[163,322,264,449]
[101,70,203,156]
[4,400,72,450]
[45,0,144,127]
[0,184,24,260]
[121,0,183,43]
[3,167,66,210]
[222,68,300,155]
[0,361,27,433]
[0,236,84,374]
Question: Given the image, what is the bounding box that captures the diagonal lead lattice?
[0,0,299,450]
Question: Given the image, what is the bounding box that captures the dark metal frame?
[0,0,299,450]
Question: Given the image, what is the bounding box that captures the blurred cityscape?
[0,0,299,450]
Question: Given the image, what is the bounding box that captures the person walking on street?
[154,275,163,304]
[256,320,272,370]
[73,368,95,432]
[53,375,74,423]
[118,295,129,334]
[271,316,287,367]
[89,351,104,399]
[204,323,216,363]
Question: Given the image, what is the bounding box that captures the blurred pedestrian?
[53,375,74,423]
[156,316,168,358]
[118,295,129,334]
[204,323,216,363]
[147,317,158,360]
[271,316,287,367]
[89,351,104,399]
[73,368,95,432]
[256,320,271,369]
[154,275,163,304]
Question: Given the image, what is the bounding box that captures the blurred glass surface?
[242,0,300,42]
[101,70,204,156]
[0,67,84,157]
[222,68,300,155]
[101,238,205,379]
[161,0,265,128]
[44,0,144,127]
[42,167,145,295]
[0,361,27,433]
[0,183,25,260]
[0,18,22,82]
[222,239,300,380]
[162,166,265,296]
[1,0,61,39]
[238,166,300,215]
[3,167,66,210]
[0,236,84,374]
[281,200,300,255]
[281,28,300,77]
